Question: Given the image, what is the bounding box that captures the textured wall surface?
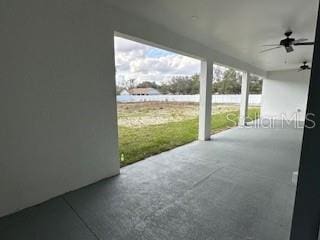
[261,70,310,121]
[0,0,121,217]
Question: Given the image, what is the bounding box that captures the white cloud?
[114,37,201,86]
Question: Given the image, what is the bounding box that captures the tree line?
[117,69,263,95]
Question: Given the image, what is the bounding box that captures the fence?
[117,94,261,105]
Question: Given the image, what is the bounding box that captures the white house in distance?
[128,87,160,95]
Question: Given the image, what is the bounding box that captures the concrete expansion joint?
[62,197,101,240]
[191,166,225,189]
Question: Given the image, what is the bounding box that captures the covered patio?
[1,0,320,239]
[0,121,303,239]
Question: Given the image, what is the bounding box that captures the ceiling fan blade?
[260,46,282,53]
[262,44,280,47]
[294,42,314,46]
[293,38,309,44]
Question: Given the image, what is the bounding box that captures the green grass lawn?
[118,107,260,166]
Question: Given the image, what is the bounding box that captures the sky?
[114,36,201,86]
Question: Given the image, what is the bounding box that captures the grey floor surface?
[0,122,304,240]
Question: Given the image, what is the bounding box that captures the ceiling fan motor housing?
[280,38,295,52]
[285,31,293,37]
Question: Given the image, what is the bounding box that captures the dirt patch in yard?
[117,102,241,128]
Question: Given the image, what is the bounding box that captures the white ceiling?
[107,0,318,72]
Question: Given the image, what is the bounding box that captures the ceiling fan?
[261,31,314,53]
[298,61,312,72]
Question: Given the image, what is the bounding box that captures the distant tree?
[212,69,263,94]
[213,67,225,81]
[190,74,200,94]
[166,74,200,95]
[249,76,263,94]
[212,69,241,94]
[116,78,137,95]
[116,86,124,95]
[116,70,263,96]
[136,81,159,89]
[157,84,170,94]
[126,78,136,90]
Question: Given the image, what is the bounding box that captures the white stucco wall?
[0,1,121,217]
[0,0,265,217]
[261,70,311,121]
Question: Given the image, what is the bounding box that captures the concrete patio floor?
[0,121,303,240]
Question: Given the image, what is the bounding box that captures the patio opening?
[114,35,201,166]
[211,63,263,131]
[114,35,263,167]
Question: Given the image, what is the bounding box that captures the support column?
[239,71,250,126]
[198,60,213,141]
